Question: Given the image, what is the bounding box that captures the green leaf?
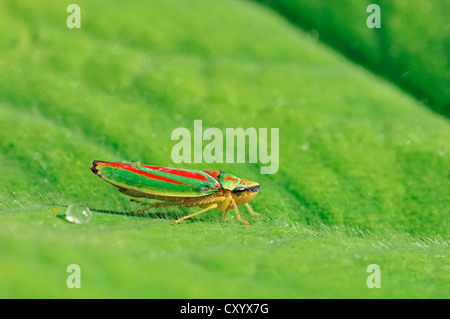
[0,0,448,298]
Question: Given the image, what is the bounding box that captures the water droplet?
[65,204,92,224]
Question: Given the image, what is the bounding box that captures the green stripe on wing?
[99,165,220,198]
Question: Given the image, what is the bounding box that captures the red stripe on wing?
[139,164,212,182]
[100,162,187,185]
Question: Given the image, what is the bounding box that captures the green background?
[257,0,450,116]
[0,0,448,298]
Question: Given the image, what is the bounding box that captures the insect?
[91,160,262,225]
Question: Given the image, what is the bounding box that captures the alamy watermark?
[66,264,81,288]
[66,4,81,29]
[366,264,381,288]
[367,4,381,28]
[171,120,279,174]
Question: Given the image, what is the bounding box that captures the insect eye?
[233,187,246,195]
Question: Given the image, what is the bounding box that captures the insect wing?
[92,161,221,198]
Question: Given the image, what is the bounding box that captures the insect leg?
[245,203,262,218]
[130,199,152,206]
[182,196,231,223]
[218,195,232,212]
[222,211,228,223]
[173,203,218,225]
[130,201,181,215]
[231,198,249,226]
[131,198,183,206]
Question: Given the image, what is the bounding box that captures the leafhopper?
[91,161,261,225]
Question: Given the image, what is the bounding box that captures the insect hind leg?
[130,200,182,215]
[173,203,218,225]
[130,198,152,206]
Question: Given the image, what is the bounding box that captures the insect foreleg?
[231,198,249,226]
[245,203,262,218]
